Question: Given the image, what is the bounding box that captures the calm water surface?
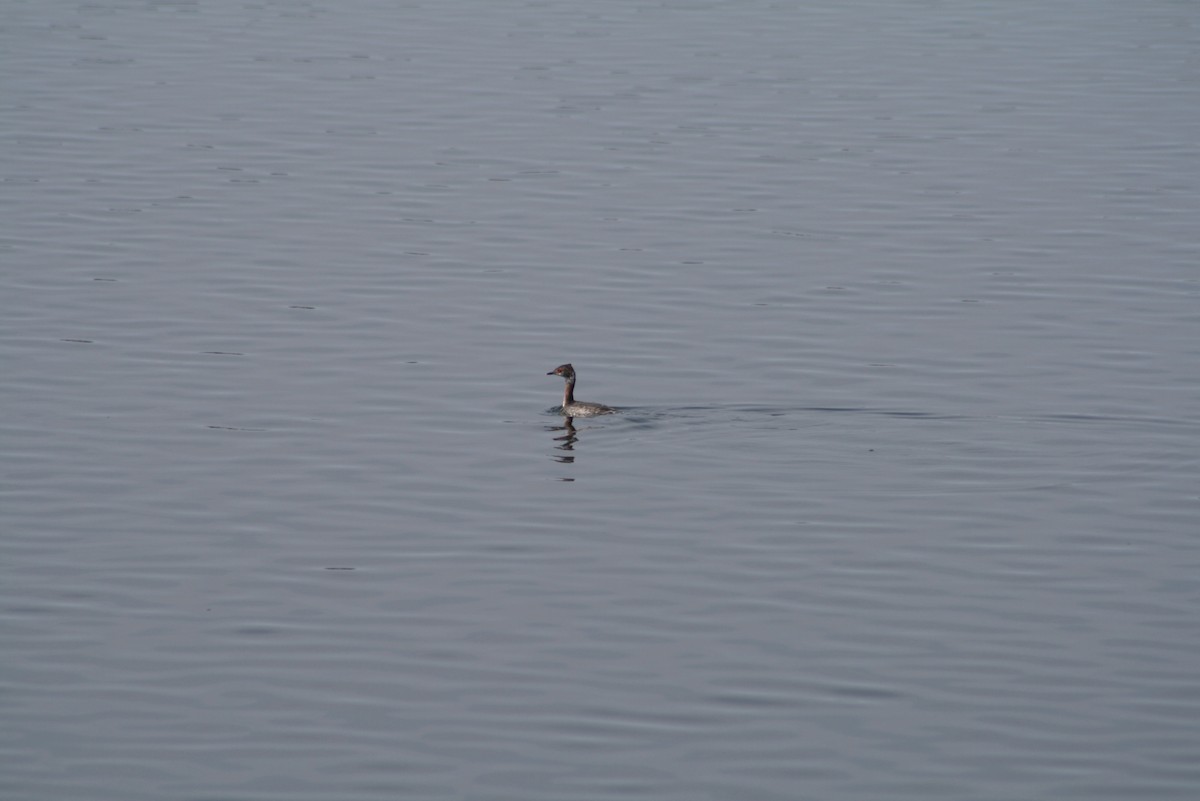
[3,1,1199,799]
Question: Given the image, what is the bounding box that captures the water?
[3,1,1199,799]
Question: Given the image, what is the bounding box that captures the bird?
[546,363,617,417]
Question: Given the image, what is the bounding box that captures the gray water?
[3,1,1199,799]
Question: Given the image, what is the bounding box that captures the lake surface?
[3,1,1199,799]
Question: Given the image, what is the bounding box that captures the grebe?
[546,364,617,417]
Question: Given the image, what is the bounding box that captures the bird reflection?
[549,417,578,450]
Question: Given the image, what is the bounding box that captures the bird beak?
[546,370,555,375]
